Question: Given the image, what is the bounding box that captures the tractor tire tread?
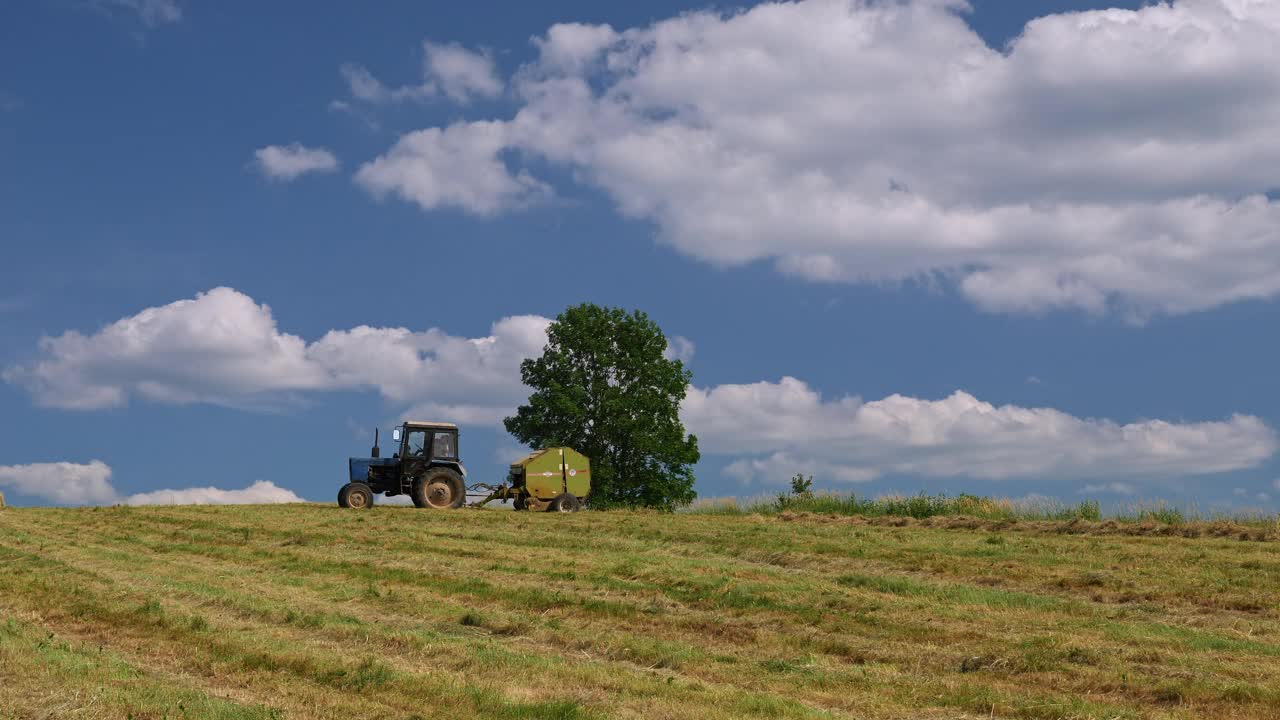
[338,482,375,510]
[412,467,466,509]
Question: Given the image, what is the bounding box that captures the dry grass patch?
[2,505,1278,719]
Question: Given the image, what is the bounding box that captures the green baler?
[472,447,590,512]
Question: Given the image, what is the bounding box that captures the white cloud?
[0,461,300,506]
[340,64,388,101]
[0,461,118,505]
[424,42,503,103]
[97,0,182,27]
[312,313,551,425]
[253,143,339,181]
[355,122,551,215]
[339,63,435,104]
[7,289,1275,488]
[684,378,1277,485]
[362,0,1280,317]
[664,336,695,363]
[342,64,397,102]
[3,287,548,423]
[4,288,326,409]
[125,479,303,506]
[1274,478,1280,491]
[337,42,500,107]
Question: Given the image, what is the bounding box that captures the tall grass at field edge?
[683,490,1278,526]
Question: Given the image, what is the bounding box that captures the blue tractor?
[340,421,467,509]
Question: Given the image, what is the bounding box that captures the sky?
[3,0,1280,510]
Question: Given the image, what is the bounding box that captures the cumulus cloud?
[424,42,503,103]
[664,336,695,363]
[339,63,435,104]
[355,122,551,215]
[3,287,548,423]
[0,460,300,506]
[253,143,339,181]
[683,378,1277,485]
[7,289,1274,487]
[338,42,501,107]
[313,313,551,424]
[0,461,118,505]
[360,0,1280,317]
[125,480,303,506]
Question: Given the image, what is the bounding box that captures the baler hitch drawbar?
[466,482,514,508]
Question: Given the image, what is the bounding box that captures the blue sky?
[3,0,1279,510]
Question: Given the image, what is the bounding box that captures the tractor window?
[406,430,428,457]
[432,432,457,459]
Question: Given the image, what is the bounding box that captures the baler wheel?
[513,495,527,511]
[338,482,374,509]
[550,493,581,513]
[414,468,466,509]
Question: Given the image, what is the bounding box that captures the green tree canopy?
[504,304,700,510]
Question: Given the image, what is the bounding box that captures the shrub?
[789,473,814,499]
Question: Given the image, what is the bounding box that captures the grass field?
[2,504,1278,719]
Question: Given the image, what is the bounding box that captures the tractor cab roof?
[403,421,458,430]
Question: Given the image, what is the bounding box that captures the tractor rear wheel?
[338,482,374,509]
[412,468,466,509]
[550,493,581,513]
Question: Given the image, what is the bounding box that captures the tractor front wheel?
[412,468,466,509]
[338,482,374,509]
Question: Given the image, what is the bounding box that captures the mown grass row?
[2,504,1279,719]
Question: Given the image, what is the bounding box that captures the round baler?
[505,447,590,512]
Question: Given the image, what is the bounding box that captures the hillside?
[1,505,1277,719]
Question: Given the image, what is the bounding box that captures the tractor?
[340,421,591,512]
[340,421,467,509]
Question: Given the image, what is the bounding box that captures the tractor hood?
[349,456,398,483]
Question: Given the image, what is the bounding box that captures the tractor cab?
[393,423,458,463]
[340,421,468,509]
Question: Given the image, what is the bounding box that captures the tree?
[504,304,700,509]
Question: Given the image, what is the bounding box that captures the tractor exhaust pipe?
[371,428,380,458]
